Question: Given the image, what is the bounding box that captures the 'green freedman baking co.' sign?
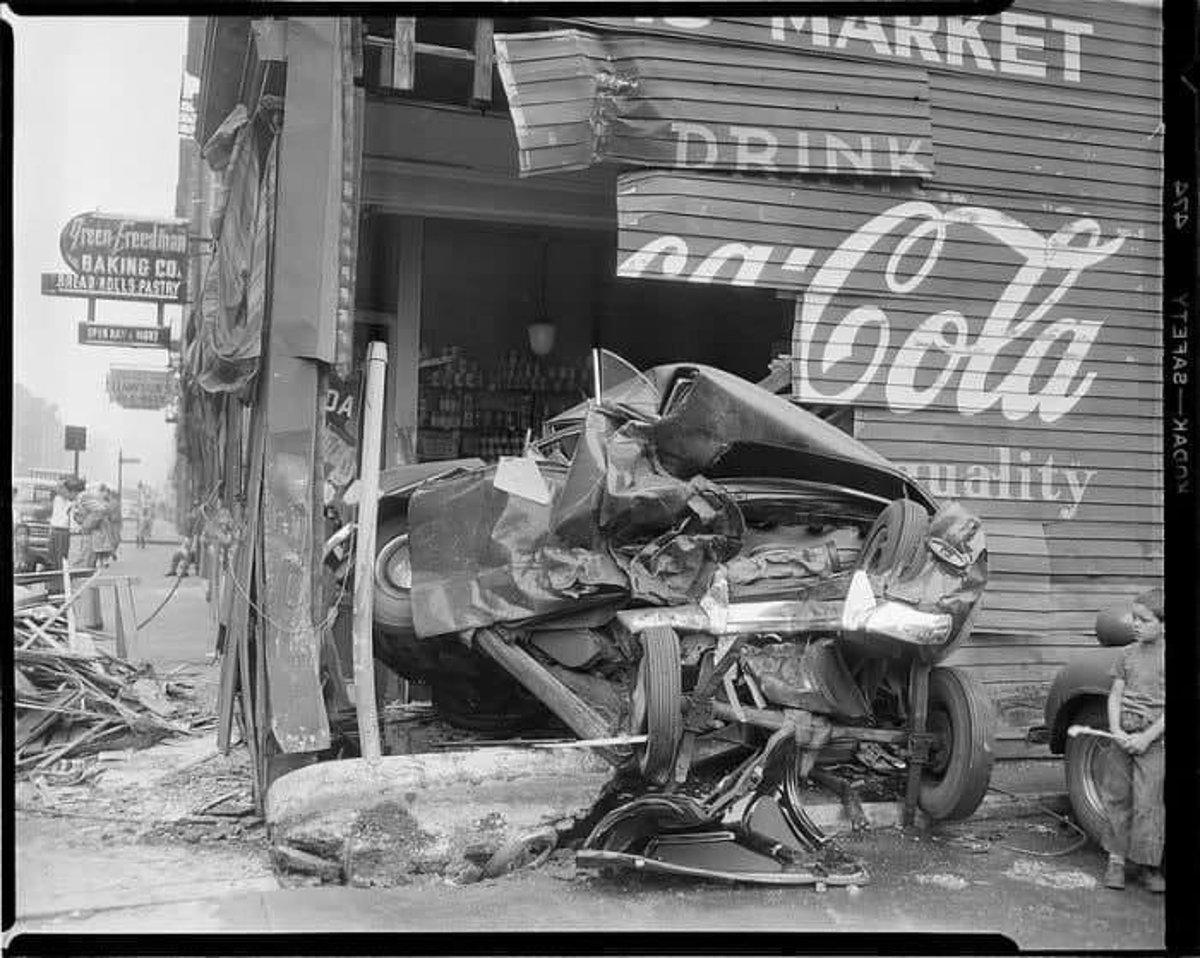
[42,212,190,305]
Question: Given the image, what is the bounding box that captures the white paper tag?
[493,456,552,505]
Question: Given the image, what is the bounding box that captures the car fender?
[1044,646,1121,754]
[378,458,486,501]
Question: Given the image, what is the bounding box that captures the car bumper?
[1026,725,1051,746]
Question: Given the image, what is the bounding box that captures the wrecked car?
[366,351,993,883]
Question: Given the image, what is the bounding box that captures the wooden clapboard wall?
[577,1,1162,755]
[494,29,935,178]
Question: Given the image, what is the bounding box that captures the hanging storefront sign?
[323,367,361,496]
[106,367,177,410]
[77,322,172,349]
[494,29,933,178]
[42,212,189,304]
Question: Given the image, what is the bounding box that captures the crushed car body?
[367,351,994,883]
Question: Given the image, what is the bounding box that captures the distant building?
[12,383,70,475]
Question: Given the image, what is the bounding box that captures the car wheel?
[373,513,414,633]
[858,499,929,581]
[918,665,996,821]
[637,626,683,787]
[430,677,551,735]
[1063,700,1115,847]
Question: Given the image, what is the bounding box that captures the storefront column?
[257,17,350,756]
[389,216,422,465]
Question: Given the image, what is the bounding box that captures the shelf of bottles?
[417,347,588,461]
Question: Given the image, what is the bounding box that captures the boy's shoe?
[1104,858,1125,889]
[1141,869,1165,893]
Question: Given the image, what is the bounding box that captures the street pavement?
[11,539,1169,949]
[18,820,1165,949]
[88,533,222,707]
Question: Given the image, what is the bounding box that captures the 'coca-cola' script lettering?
[618,202,1129,424]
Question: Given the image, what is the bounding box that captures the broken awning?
[184,110,275,395]
[493,29,933,179]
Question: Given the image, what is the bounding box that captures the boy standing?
[1102,587,1165,892]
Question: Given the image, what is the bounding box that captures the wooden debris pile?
[14,597,210,777]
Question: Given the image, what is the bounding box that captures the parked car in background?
[12,475,59,569]
[1027,605,1138,846]
[364,351,995,842]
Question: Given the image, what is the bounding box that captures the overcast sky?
[9,14,188,489]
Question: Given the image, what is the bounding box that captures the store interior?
[357,214,793,462]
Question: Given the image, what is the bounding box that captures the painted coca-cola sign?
[44,212,190,304]
[791,201,1130,424]
[617,171,1154,425]
[616,169,1159,524]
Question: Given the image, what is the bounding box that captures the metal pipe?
[351,341,388,763]
[708,701,906,745]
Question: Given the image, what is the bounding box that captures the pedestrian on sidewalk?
[104,485,123,560]
[137,489,154,549]
[1101,587,1165,893]
[48,477,82,570]
[166,498,204,577]
[74,483,119,570]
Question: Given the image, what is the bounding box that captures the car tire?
[637,626,683,787]
[430,643,555,735]
[918,665,996,821]
[1063,700,1115,847]
[373,513,414,634]
[858,499,929,581]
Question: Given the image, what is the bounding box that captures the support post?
[471,18,494,107]
[903,661,931,827]
[60,559,77,649]
[351,341,388,762]
[390,217,422,466]
[392,17,415,90]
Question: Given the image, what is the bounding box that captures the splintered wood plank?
[218,389,266,754]
[114,579,140,662]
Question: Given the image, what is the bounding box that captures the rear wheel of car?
[858,499,929,580]
[1064,700,1115,847]
[919,665,996,821]
[373,513,414,633]
[636,626,683,787]
[430,679,550,735]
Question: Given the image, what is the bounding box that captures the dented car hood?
[407,362,941,638]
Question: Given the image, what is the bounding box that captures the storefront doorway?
[358,213,792,463]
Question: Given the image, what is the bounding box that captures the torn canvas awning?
[186,110,276,396]
[493,29,932,179]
